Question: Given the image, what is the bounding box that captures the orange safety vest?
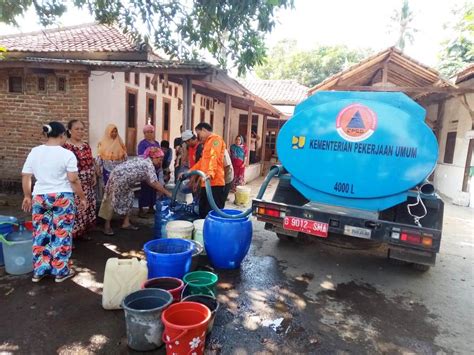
[190,133,226,187]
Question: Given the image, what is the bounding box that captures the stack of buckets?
[119,223,219,353]
[122,268,219,353]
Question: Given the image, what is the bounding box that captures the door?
[126,88,138,155]
[162,99,171,141]
[146,93,156,125]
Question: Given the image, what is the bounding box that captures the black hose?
[172,166,284,219]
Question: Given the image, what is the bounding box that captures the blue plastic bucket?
[204,209,253,269]
[0,216,18,266]
[144,239,194,279]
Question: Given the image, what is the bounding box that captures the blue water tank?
[277,91,438,211]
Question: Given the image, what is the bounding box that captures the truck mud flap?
[388,245,436,266]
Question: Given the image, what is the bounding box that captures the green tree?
[254,41,371,87]
[390,0,417,51]
[438,2,474,78]
[0,0,293,75]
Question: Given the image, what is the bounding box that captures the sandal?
[121,225,139,231]
[32,274,47,283]
[55,270,76,283]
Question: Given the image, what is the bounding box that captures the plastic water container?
[0,215,18,266]
[235,186,251,206]
[166,220,194,239]
[102,258,148,310]
[1,222,33,275]
[122,288,173,351]
[144,239,194,279]
[204,209,253,269]
[193,219,206,255]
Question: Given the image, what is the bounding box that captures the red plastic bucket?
[161,301,211,355]
[142,277,185,303]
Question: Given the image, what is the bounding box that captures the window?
[38,77,46,92]
[168,85,172,96]
[210,111,214,128]
[193,93,196,103]
[174,86,178,98]
[134,73,140,86]
[125,72,130,83]
[191,106,195,129]
[146,76,150,89]
[206,99,210,110]
[162,84,166,94]
[153,79,158,91]
[57,77,66,91]
[8,76,23,93]
[200,108,206,123]
[443,132,457,164]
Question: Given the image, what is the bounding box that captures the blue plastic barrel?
[203,209,253,269]
[154,199,199,239]
[144,239,194,279]
[0,216,18,266]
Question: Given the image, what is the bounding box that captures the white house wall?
[88,71,266,181]
[431,87,474,202]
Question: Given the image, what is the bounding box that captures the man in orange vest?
[190,122,226,218]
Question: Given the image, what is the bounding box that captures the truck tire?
[412,263,431,272]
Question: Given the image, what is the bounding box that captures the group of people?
[21,119,252,283]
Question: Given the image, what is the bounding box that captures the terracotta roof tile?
[0,23,141,52]
[239,79,309,105]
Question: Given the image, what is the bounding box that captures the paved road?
[0,187,472,354]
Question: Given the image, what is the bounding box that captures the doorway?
[162,99,171,141]
[146,93,156,125]
[126,88,138,155]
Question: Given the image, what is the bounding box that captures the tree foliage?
[390,0,417,51]
[437,2,474,79]
[254,40,372,87]
[0,0,293,75]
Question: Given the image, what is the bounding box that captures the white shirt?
[223,149,234,184]
[22,145,78,195]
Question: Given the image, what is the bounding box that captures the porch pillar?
[261,115,268,175]
[224,95,232,145]
[246,105,253,166]
[182,76,193,130]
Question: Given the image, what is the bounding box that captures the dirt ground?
[0,179,473,354]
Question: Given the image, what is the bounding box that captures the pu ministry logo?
[336,104,377,142]
[292,136,306,149]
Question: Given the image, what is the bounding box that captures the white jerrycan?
[102,258,148,310]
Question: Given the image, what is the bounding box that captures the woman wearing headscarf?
[99,147,171,235]
[137,125,161,217]
[22,121,87,283]
[63,119,97,240]
[97,124,127,186]
[230,135,248,192]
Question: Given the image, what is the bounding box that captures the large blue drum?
[203,209,252,269]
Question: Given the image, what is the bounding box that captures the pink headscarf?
[142,146,164,159]
[143,125,155,133]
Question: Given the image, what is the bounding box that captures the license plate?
[344,225,372,239]
[283,216,328,238]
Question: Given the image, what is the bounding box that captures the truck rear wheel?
[412,263,431,272]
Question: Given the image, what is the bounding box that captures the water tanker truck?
[252,91,443,271]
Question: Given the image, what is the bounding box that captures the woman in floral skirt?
[64,119,97,240]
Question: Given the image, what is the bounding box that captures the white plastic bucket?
[235,186,251,206]
[193,219,206,255]
[166,220,194,239]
